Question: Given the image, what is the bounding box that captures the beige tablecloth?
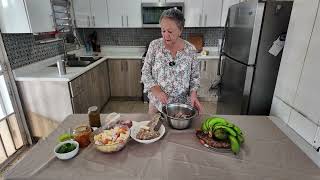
[4,114,320,180]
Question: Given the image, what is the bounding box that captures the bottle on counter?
[88,106,101,128]
[73,125,92,148]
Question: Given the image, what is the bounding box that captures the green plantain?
[213,125,237,137]
[214,128,228,140]
[228,135,240,154]
[237,134,245,144]
[232,125,243,136]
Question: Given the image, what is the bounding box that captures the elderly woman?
[141,8,203,114]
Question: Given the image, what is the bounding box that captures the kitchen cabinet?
[70,61,110,113]
[73,0,109,28]
[107,0,142,28]
[220,0,239,26]
[17,61,110,138]
[198,59,218,101]
[274,0,319,106]
[293,1,320,126]
[288,110,317,145]
[141,0,184,2]
[0,0,55,33]
[108,59,142,98]
[185,0,222,27]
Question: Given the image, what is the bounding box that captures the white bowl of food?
[130,121,165,144]
[54,140,79,160]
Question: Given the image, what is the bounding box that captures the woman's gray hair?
[159,8,185,30]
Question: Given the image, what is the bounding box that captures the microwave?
[141,3,184,27]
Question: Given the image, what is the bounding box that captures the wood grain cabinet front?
[108,59,142,98]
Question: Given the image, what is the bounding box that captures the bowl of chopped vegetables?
[92,125,130,153]
[54,140,79,160]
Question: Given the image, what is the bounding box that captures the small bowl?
[54,140,79,160]
[162,103,198,130]
[91,126,130,153]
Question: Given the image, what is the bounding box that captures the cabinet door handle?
[204,61,207,71]
[126,16,129,27]
[199,14,202,27]
[199,61,202,72]
[121,16,124,27]
[92,16,95,26]
[204,14,207,27]
[87,16,90,27]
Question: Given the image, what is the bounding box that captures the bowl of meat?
[162,103,198,130]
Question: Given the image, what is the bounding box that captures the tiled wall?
[2,27,223,69]
[2,34,64,69]
[77,27,224,47]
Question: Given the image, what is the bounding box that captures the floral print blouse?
[141,38,200,111]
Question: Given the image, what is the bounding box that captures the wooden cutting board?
[187,34,204,53]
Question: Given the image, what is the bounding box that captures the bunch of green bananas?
[201,117,244,154]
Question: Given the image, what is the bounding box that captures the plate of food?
[130,114,165,144]
[196,117,245,154]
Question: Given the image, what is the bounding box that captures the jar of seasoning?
[73,126,92,148]
[88,106,101,128]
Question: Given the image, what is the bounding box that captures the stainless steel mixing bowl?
[161,103,198,130]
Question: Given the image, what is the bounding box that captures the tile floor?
[101,100,217,115]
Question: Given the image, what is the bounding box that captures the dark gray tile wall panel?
[78,27,223,46]
[1,33,65,69]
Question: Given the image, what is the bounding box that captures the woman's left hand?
[190,91,204,113]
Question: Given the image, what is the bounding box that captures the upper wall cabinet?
[141,0,184,3]
[73,0,109,28]
[0,0,55,33]
[107,0,142,28]
[220,0,239,26]
[185,0,222,27]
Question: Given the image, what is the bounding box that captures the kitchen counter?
[4,114,320,180]
[13,46,220,82]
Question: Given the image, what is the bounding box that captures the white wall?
[270,0,320,166]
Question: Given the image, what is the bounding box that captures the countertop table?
[5,114,320,180]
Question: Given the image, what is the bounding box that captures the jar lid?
[73,125,90,133]
[88,106,98,112]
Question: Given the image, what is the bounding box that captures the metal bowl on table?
[161,103,198,130]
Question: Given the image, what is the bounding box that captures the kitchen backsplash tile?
[1,33,76,69]
[77,27,223,47]
[2,27,222,69]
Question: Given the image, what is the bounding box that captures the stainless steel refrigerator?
[216,0,293,115]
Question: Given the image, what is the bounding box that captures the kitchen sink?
[48,60,93,67]
[48,57,102,67]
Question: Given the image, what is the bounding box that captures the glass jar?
[73,126,92,148]
[88,106,101,128]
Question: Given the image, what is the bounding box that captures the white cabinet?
[0,0,55,33]
[185,0,222,27]
[293,1,320,125]
[288,110,317,145]
[220,0,239,26]
[141,0,184,2]
[107,0,142,28]
[274,0,319,105]
[270,96,292,124]
[73,0,108,28]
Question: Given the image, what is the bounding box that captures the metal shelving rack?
[50,0,73,34]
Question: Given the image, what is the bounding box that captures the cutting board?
[187,34,204,53]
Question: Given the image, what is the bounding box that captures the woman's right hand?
[151,85,168,104]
